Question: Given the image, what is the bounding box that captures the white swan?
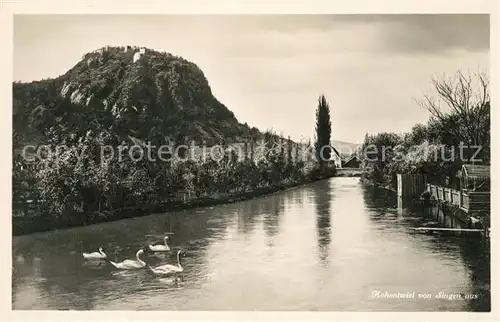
[109,249,146,270]
[82,247,107,260]
[148,236,170,252]
[148,250,185,276]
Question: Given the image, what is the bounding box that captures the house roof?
[332,147,340,158]
[342,154,360,163]
[460,164,490,180]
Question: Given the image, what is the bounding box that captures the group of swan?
[82,236,184,276]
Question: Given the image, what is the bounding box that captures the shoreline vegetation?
[358,70,490,229]
[13,169,336,236]
[12,45,489,237]
[13,75,340,236]
[12,46,343,236]
[13,127,338,236]
[359,177,396,193]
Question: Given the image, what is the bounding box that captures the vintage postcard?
[1,0,498,321]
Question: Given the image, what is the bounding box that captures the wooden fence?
[426,183,490,214]
[397,174,426,198]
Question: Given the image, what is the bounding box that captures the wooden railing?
[426,183,490,213]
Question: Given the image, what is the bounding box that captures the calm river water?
[12,177,490,311]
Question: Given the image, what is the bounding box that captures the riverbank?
[359,177,396,193]
[427,198,489,231]
[360,176,489,233]
[335,168,363,177]
[12,175,491,311]
[13,173,335,236]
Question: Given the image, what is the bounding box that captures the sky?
[13,14,489,143]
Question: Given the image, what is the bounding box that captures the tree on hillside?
[314,95,332,166]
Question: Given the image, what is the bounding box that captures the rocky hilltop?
[13,46,261,150]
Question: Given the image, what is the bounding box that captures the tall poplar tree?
[314,95,332,166]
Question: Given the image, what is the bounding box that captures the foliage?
[13,46,262,153]
[361,69,490,188]
[12,46,336,233]
[360,132,403,186]
[415,70,489,146]
[13,125,324,229]
[314,95,332,164]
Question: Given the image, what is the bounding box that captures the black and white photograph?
[4,1,497,318]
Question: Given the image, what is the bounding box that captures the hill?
[13,45,360,157]
[331,140,361,157]
[13,45,262,151]
[12,46,360,234]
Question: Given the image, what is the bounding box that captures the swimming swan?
[82,247,107,260]
[148,250,185,275]
[148,236,170,252]
[109,249,146,270]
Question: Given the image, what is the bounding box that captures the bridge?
[336,168,363,177]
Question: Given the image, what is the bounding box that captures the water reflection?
[312,180,332,264]
[458,238,491,312]
[12,178,490,311]
[262,194,284,247]
[293,186,305,208]
[362,185,398,217]
[362,184,491,312]
[236,198,260,237]
[11,206,232,310]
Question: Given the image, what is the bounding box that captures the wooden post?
[397,196,403,213]
[398,173,425,198]
[397,174,403,197]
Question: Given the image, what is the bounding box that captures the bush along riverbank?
[13,174,333,236]
[357,71,490,231]
[13,130,337,236]
[359,176,396,193]
[358,71,490,192]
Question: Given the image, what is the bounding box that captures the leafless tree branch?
[417,69,490,145]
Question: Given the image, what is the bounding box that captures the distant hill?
[331,140,361,157]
